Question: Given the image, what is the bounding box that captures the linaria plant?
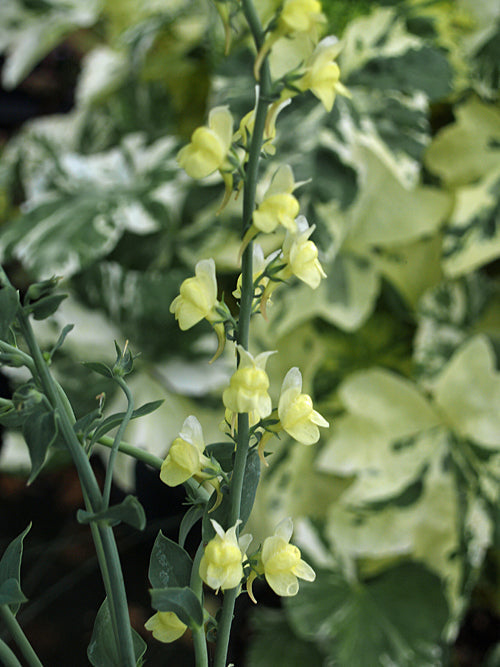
[0,0,336,664]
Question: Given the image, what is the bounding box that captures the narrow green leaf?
[179,505,204,549]
[205,442,234,473]
[148,531,192,589]
[87,598,146,667]
[26,293,67,320]
[0,286,19,340]
[150,586,204,628]
[77,495,146,530]
[49,323,74,359]
[202,449,259,542]
[82,362,113,379]
[0,578,28,607]
[22,410,59,484]
[0,524,31,614]
[90,400,164,446]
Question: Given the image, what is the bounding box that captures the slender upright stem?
[0,606,43,667]
[15,309,136,667]
[214,2,272,665]
[102,376,134,508]
[0,638,23,667]
[190,544,208,667]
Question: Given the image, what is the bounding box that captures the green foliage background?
[1,0,499,664]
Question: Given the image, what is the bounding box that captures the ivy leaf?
[317,368,441,502]
[87,598,146,667]
[77,495,146,530]
[0,524,31,614]
[432,335,500,450]
[148,531,192,589]
[150,587,204,628]
[285,563,449,667]
[246,607,325,667]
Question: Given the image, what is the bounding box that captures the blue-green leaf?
[148,531,192,589]
[77,495,146,530]
[0,524,31,614]
[150,586,204,628]
[87,598,146,667]
[0,285,19,339]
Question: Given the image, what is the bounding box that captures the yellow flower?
[254,0,326,77]
[199,519,253,592]
[160,416,210,486]
[298,37,350,112]
[253,165,299,234]
[278,0,325,38]
[144,611,187,643]
[261,518,316,596]
[223,345,275,419]
[177,106,233,179]
[278,367,329,444]
[282,215,326,289]
[170,258,218,331]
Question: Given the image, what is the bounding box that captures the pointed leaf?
[87,598,146,667]
[82,362,113,379]
[22,410,59,484]
[0,286,19,339]
[148,531,192,589]
[179,505,204,549]
[0,524,31,614]
[150,586,204,628]
[77,495,146,530]
[90,400,164,446]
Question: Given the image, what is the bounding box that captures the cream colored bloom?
[223,345,275,419]
[199,519,253,591]
[177,106,233,179]
[170,258,218,330]
[298,37,350,112]
[144,611,187,643]
[253,165,299,234]
[160,416,210,486]
[278,0,325,38]
[282,215,326,289]
[278,367,329,444]
[261,518,316,596]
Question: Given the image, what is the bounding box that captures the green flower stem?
[98,435,163,469]
[96,436,211,502]
[0,638,23,667]
[15,310,136,667]
[0,606,43,667]
[102,376,134,509]
[190,543,208,667]
[214,2,272,666]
